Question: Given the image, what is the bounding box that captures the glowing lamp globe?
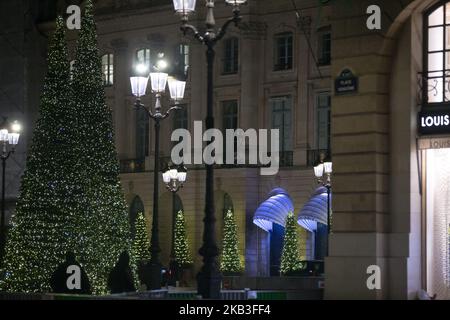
[173,0,197,15]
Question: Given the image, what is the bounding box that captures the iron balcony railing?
[417,71,450,106]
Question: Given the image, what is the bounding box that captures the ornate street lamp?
[130,60,186,290]
[0,117,21,264]
[313,155,332,256]
[163,163,187,193]
[162,163,187,286]
[172,0,247,300]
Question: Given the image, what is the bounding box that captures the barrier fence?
[0,289,290,300]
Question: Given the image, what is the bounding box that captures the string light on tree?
[133,213,151,264]
[174,210,193,268]
[280,212,305,275]
[1,1,134,294]
[70,0,132,293]
[220,209,243,275]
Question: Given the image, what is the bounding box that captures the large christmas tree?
[280,212,304,275]
[0,17,78,292]
[174,210,193,267]
[133,213,151,264]
[220,209,243,274]
[71,0,131,294]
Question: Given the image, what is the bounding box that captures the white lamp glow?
[11,121,21,133]
[8,133,19,145]
[156,59,168,71]
[169,168,178,180]
[173,0,197,14]
[178,171,187,183]
[162,171,171,184]
[225,0,247,5]
[178,165,187,183]
[314,164,324,179]
[168,78,186,102]
[0,129,8,142]
[324,161,333,174]
[150,72,168,93]
[135,63,149,74]
[130,76,149,97]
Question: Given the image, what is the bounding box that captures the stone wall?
[326,0,436,299]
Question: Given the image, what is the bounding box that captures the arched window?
[136,48,151,69]
[101,53,114,86]
[425,3,450,104]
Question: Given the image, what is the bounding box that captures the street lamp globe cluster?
[0,118,21,263]
[173,0,246,16]
[163,163,188,286]
[314,160,333,185]
[130,59,186,290]
[130,71,186,103]
[313,156,333,256]
[0,121,20,148]
[130,0,248,298]
[172,0,247,299]
[163,164,187,193]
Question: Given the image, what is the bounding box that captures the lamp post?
[313,155,332,257]
[172,0,246,299]
[130,63,186,289]
[162,163,187,286]
[0,118,21,264]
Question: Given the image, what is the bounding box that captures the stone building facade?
[328,0,450,300]
[64,0,332,279]
[12,0,450,300]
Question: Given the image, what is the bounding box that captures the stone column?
[326,1,391,300]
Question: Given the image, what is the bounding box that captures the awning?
[253,188,294,232]
[297,186,330,232]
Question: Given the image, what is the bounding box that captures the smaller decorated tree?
[280,212,305,275]
[132,213,151,264]
[220,209,243,275]
[174,211,193,268]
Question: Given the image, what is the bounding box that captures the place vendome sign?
[335,69,358,95]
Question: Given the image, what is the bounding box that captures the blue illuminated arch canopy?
[297,186,329,232]
[253,188,294,232]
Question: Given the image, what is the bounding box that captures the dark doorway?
[269,223,285,276]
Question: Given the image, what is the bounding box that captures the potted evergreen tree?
[220,210,244,276]
[280,212,306,276]
[132,212,151,287]
[173,210,193,286]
